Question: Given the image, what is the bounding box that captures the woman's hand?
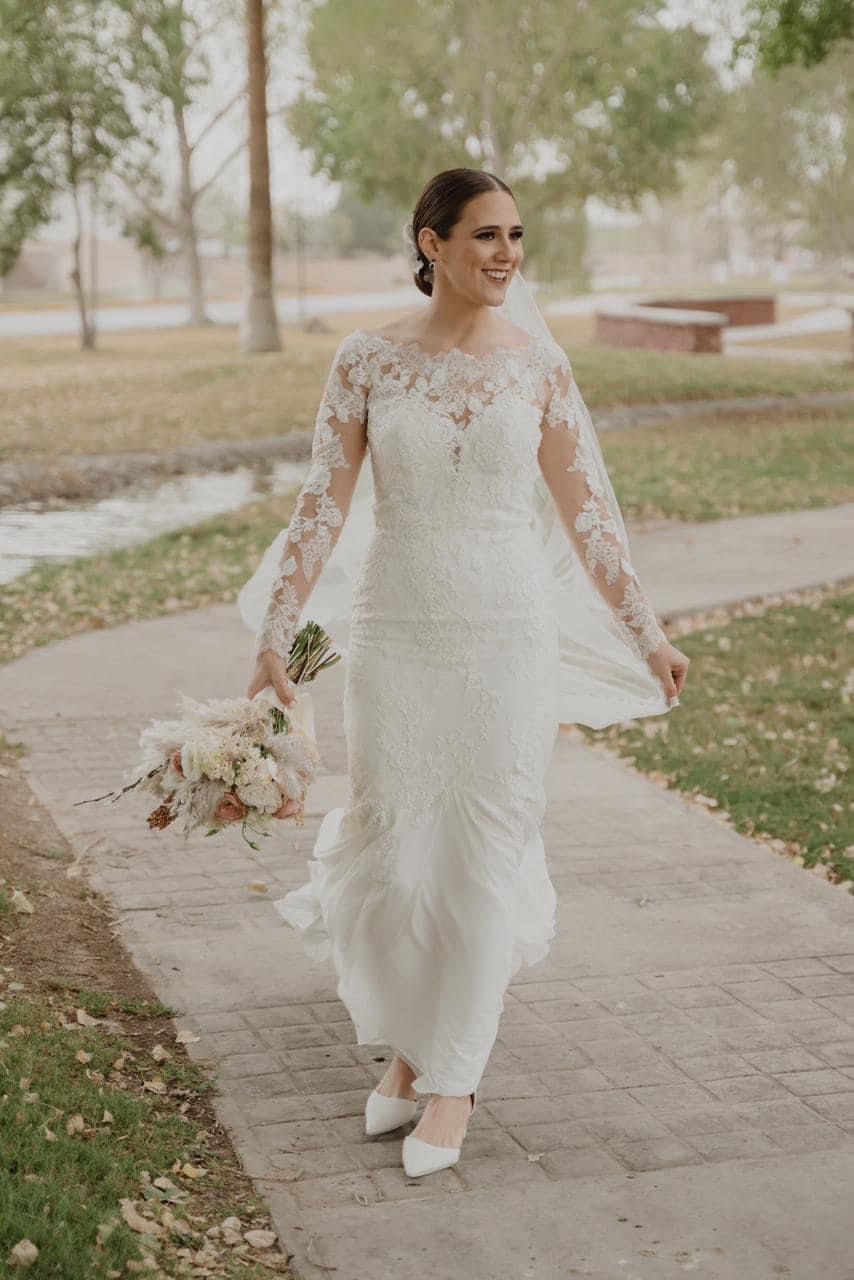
[247,649,297,708]
[647,636,690,707]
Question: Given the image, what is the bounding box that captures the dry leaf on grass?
[175,1029,200,1045]
[76,1008,100,1026]
[119,1198,164,1238]
[7,1239,39,1268]
[10,889,34,915]
[244,1229,277,1249]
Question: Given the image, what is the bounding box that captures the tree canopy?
[287,0,719,269]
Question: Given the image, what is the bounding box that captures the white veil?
[238,269,674,729]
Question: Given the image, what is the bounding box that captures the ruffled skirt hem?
[274,799,557,1095]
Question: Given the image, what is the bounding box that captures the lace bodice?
[252,328,666,668]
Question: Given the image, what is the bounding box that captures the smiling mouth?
[483,270,510,282]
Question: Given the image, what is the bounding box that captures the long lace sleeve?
[254,334,369,663]
[538,351,667,661]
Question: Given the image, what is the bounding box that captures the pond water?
[0,460,310,585]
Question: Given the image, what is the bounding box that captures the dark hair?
[408,168,517,297]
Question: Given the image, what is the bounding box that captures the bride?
[243,167,690,1178]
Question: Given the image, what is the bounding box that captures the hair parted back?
[406,168,517,298]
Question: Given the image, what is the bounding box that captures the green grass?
[583,585,854,885]
[4,400,854,665]
[607,404,854,522]
[44,987,177,1020]
[0,997,282,1279]
[0,492,293,665]
[1,318,853,465]
[564,341,854,410]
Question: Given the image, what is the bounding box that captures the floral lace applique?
[254,335,370,662]
[538,350,665,660]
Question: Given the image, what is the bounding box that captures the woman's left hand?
[647,638,690,707]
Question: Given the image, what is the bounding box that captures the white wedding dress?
[245,327,669,1096]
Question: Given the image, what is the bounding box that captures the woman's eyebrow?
[472,224,524,232]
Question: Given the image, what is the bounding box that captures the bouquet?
[77,622,339,850]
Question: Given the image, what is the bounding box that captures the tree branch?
[193,138,248,202]
[191,83,247,150]
[115,172,179,234]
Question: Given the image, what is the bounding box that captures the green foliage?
[706,48,854,262]
[740,0,854,70]
[0,0,137,329]
[591,587,854,883]
[287,0,720,282]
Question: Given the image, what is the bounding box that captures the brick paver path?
[2,601,853,1279]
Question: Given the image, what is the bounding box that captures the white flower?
[236,776,282,812]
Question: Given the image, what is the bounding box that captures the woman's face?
[419,189,524,306]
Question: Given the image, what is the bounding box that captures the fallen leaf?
[75,1050,92,1065]
[102,1110,114,1125]
[179,1163,207,1180]
[66,1114,85,1136]
[175,1030,200,1045]
[7,1238,38,1268]
[119,1199,164,1238]
[151,1044,171,1063]
[10,890,34,915]
[76,1008,99,1027]
[243,1229,277,1250]
[248,881,269,894]
[143,1078,167,1095]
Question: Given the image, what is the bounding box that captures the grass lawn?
[0,737,293,1279]
[2,317,854,465]
[609,403,854,522]
[579,582,854,888]
[3,398,854,665]
[741,331,852,356]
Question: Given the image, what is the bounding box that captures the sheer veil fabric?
[238,269,674,730]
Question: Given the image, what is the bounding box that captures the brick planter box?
[643,295,776,326]
[594,305,727,354]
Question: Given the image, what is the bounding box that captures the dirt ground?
[0,739,294,1276]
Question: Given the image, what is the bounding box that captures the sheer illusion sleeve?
[253,335,370,664]
[537,350,667,661]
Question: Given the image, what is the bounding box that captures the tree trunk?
[174,101,209,326]
[243,0,281,352]
[70,182,94,350]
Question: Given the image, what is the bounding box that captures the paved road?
[0,289,420,339]
[6,287,851,341]
[1,520,853,1278]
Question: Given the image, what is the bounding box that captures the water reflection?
[0,460,310,584]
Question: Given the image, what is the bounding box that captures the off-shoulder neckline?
[350,327,549,364]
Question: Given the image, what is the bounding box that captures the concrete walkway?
[631,501,854,618]
[2,512,854,1279]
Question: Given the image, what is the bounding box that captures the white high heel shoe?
[402,1091,476,1177]
[364,1087,418,1136]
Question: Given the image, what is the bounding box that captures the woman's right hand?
[247,648,297,708]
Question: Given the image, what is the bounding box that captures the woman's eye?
[477,231,523,240]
